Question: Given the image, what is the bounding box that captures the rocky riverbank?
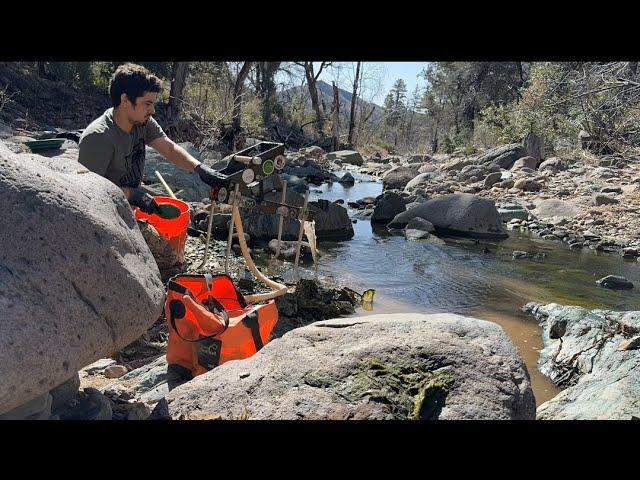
[523,302,640,420]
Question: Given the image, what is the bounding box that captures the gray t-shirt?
[78,108,166,188]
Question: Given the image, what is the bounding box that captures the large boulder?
[371,192,406,224]
[0,142,165,415]
[142,142,208,202]
[382,165,422,190]
[324,150,364,166]
[524,303,640,420]
[388,193,508,239]
[158,314,535,420]
[476,143,527,170]
[241,192,353,242]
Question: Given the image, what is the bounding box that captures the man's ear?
[120,93,130,107]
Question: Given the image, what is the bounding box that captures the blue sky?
[314,62,429,105]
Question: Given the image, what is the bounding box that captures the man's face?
[123,91,157,125]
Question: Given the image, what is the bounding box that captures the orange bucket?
[135,196,190,263]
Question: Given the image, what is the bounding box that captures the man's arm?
[149,136,200,171]
[149,136,231,190]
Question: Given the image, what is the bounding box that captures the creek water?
[275,169,640,406]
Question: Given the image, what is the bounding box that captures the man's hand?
[129,188,161,215]
[194,163,230,189]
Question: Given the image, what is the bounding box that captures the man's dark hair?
[109,63,163,107]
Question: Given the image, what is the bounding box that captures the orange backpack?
[164,274,279,378]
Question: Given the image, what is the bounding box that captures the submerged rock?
[596,275,634,290]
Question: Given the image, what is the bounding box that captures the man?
[78,63,226,213]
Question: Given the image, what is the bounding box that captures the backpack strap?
[167,279,229,343]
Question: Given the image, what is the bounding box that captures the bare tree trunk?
[295,61,331,137]
[230,61,253,148]
[167,62,189,122]
[257,62,280,131]
[347,61,361,147]
[332,81,340,151]
[307,67,324,135]
[37,62,46,78]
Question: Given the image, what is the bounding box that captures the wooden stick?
[225,184,240,274]
[293,190,309,281]
[196,199,216,271]
[155,170,176,199]
[275,180,288,258]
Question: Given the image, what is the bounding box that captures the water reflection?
[291,170,640,405]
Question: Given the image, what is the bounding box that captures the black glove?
[129,188,161,215]
[194,163,230,189]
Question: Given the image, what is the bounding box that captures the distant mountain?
[279,80,384,124]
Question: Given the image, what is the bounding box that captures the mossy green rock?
[160,313,535,420]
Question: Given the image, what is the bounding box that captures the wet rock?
[388,193,508,239]
[371,192,406,224]
[339,172,355,185]
[325,150,363,166]
[242,192,353,241]
[524,303,640,419]
[512,251,546,260]
[405,218,436,241]
[596,275,633,290]
[622,247,640,259]
[267,239,313,260]
[358,196,377,206]
[278,173,309,193]
[406,217,435,233]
